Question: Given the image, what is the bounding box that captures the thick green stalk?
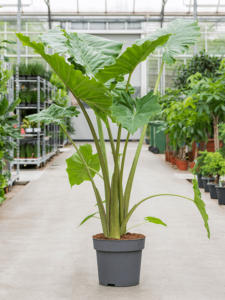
[121,193,194,235]
[109,125,122,238]
[77,99,111,232]
[96,115,109,175]
[122,61,164,232]
[106,121,116,160]
[60,125,108,236]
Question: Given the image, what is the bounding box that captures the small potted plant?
[25,143,34,159]
[22,118,33,133]
[191,150,209,189]
[196,151,215,193]
[19,144,26,159]
[18,20,210,287]
[33,122,41,133]
[200,152,224,199]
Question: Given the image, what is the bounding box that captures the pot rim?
[215,186,225,189]
[202,177,215,180]
[93,237,145,241]
[207,182,219,186]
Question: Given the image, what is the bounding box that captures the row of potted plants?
[165,150,191,171]
[192,150,225,205]
[13,62,53,81]
[17,89,46,107]
[14,143,53,159]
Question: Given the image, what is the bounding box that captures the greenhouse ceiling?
[0,0,225,22]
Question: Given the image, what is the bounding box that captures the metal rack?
[13,70,58,168]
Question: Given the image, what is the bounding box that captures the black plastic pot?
[145,138,150,145]
[207,182,218,199]
[215,186,225,205]
[202,177,215,192]
[148,145,154,151]
[197,173,204,189]
[93,238,145,287]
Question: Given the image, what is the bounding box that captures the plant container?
[202,177,215,193]
[25,128,33,133]
[189,162,195,169]
[145,138,150,145]
[18,102,26,107]
[197,173,204,189]
[164,151,168,161]
[207,182,218,199]
[93,237,145,287]
[33,128,41,133]
[215,186,225,205]
[178,160,188,171]
[168,151,173,161]
[170,156,176,165]
[175,158,180,168]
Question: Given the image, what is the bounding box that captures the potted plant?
[19,144,26,159]
[18,20,210,287]
[201,152,225,199]
[25,143,34,159]
[22,118,33,133]
[33,122,41,133]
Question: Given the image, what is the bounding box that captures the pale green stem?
[77,99,111,234]
[109,125,122,239]
[96,115,109,175]
[125,72,133,92]
[60,124,108,236]
[121,193,194,234]
[106,120,116,160]
[88,167,103,180]
[121,61,165,234]
[127,222,148,232]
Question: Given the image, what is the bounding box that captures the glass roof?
[0,0,224,15]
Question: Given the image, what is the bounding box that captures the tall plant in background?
[186,68,225,151]
[0,63,22,203]
[17,20,210,239]
[0,39,16,62]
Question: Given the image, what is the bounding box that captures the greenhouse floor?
[0,142,225,300]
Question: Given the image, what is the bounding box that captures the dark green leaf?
[0,96,8,116]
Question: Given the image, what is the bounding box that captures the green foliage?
[78,212,99,227]
[0,62,13,95]
[173,51,222,89]
[144,216,167,227]
[192,179,210,239]
[136,19,200,65]
[26,104,79,125]
[191,150,209,175]
[111,91,161,134]
[66,144,100,186]
[96,35,170,83]
[201,152,225,182]
[18,20,210,240]
[50,73,67,90]
[0,39,16,62]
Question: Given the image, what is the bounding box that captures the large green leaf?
[5,97,20,114]
[95,34,170,83]
[111,91,161,134]
[105,79,135,97]
[26,104,79,125]
[192,178,210,239]
[66,144,100,186]
[16,33,112,123]
[0,96,8,116]
[39,28,123,78]
[136,19,200,65]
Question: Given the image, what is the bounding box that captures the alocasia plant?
[17,19,210,239]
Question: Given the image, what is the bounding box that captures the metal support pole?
[194,0,197,55]
[17,0,21,65]
[37,76,40,166]
[43,79,46,162]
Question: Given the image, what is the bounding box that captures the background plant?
[18,20,210,239]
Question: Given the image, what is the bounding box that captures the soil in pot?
[178,160,188,171]
[93,233,145,287]
[207,182,219,199]
[197,174,204,189]
[202,177,215,193]
[215,186,225,205]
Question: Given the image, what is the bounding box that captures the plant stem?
[125,72,133,92]
[106,121,116,160]
[121,193,194,234]
[96,115,109,175]
[88,167,103,179]
[122,61,165,234]
[126,222,148,232]
[60,124,108,236]
[77,99,111,233]
[109,125,122,239]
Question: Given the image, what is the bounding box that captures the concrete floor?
[0,142,225,300]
